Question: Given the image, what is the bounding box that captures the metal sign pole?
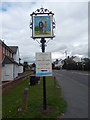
[40,38,46,110]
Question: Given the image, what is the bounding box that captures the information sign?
[36,52,52,76]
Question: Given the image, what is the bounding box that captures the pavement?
[53,70,88,118]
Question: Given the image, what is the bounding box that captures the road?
[53,70,88,118]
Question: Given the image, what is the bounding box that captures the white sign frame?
[36,52,52,76]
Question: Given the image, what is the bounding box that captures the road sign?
[36,52,52,76]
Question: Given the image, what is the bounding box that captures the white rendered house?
[0,40,23,81]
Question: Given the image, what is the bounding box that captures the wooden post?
[22,88,29,111]
[54,76,56,88]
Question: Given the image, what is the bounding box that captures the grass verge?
[2,76,67,119]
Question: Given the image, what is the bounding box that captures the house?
[0,40,23,82]
[0,41,2,84]
[9,46,23,74]
[72,56,81,63]
[54,59,64,69]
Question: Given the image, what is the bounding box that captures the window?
[8,50,9,56]
[6,49,7,55]
[3,47,5,54]
[9,52,11,57]
[11,53,13,58]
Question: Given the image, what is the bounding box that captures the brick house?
[0,40,23,82]
[0,41,2,84]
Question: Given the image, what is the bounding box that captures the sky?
[0,0,89,64]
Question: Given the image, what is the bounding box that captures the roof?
[72,56,81,62]
[9,46,18,53]
[2,56,18,65]
[0,39,13,53]
[0,40,2,44]
[18,63,23,66]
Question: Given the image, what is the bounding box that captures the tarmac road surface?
[53,70,88,118]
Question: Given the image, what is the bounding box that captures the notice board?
[36,52,52,76]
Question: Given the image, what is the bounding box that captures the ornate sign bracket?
[30,7,54,16]
[30,7,56,41]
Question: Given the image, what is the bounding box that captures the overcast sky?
[0,0,89,64]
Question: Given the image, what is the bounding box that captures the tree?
[62,57,77,70]
[83,58,90,71]
[35,26,39,31]
[56,59,58,64]
[52,63,55,69]
[62,57,90,71]
[32,63,36,68]
[23,61,28,72]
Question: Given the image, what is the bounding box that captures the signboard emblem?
[33,16,53,38]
